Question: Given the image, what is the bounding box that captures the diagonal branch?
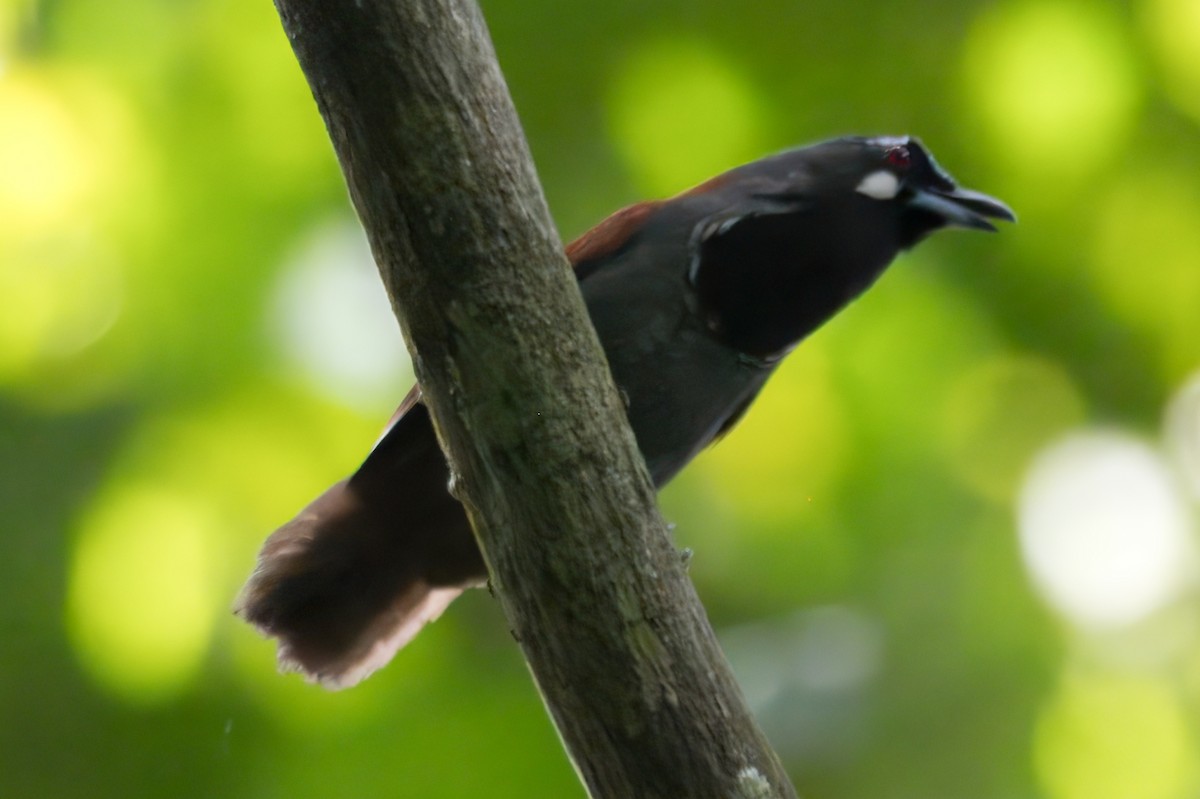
[270,0,796,795]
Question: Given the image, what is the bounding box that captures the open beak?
[907,185,1017,232]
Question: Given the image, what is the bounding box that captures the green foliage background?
[3,0,1199,797]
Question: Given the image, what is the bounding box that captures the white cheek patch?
[855,169,900,200]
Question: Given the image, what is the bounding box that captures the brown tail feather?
[236,397,485,688]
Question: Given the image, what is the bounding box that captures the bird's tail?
[235,399,485,689]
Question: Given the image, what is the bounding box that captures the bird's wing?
[372,383,423,444]
[566,200,664,281]
[358,200,666,460]
[686,194,813,288]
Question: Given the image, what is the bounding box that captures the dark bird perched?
[237,135,1014,688]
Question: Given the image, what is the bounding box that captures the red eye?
[885,145,911,170]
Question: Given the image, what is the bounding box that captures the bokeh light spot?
[1091,169,1200,382]
[963,1,1139,185]
[0,68,143,397]
[1034,673,1194,799]
[1018,432,1195,629]
[0,233,123,386]
[106,388,384,546]
[67,485,223,705]
[271,219,410,410]
[942,355,1086,503]
[722,606,882,763]
[0,71,96,228]
[606,38,769,196]
[67,388,386,710]
[1141,0,1200,123]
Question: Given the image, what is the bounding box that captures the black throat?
[692,198,903,360]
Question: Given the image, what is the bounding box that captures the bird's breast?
[581,262,770,486]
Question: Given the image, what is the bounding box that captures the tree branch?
[270,0,797,796]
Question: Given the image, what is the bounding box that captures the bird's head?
[773,135,1016,248]
[566,134,1014,359]
[675,135,1015,358]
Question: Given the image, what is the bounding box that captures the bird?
[236,135,1015,688]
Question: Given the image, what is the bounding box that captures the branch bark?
[270,1,797,796]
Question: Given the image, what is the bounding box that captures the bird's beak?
[906,185,1017,232]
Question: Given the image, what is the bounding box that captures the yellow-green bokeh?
[195,0,333,189]
[1141,0,1200,123]
[65,387,383,705]
[606,37,771,196]
[1187,644,1200,713]
[942,355,1087,503]
[1091,168,1200,383]
[1034,672,1195,799]
[962,1,1140,191]
[0,71,94,229]
[67,484,224,705]
[103,387,383,545]
[0,231,123,388]
[829,260,1001,447]
[698,341,848,522]
[0,67,139,233]
[8,1,1200,796]
[0,2,30,63]
[0,66,152,402]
